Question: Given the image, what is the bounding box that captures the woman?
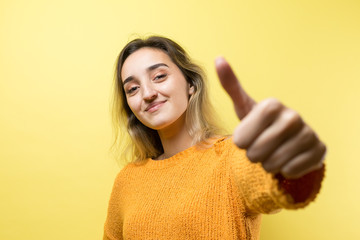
[104,36,326,240]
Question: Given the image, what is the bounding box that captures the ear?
[189,85,195,95]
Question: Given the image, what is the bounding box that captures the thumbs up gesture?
[215,57,326,179]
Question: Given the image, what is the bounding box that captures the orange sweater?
[103,137,324,240]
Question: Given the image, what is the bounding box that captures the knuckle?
[316,142,327,162]
[281,167,297,179]
[246,149,262,163]
[266,97,281,105]
[283,109,303,128]
[233,127,248,149]
[279,109,304,135]
[262,162,278,173]
[319,142,327,155]
[260,98,283,117]
[263,153,285,171]
[301,125,317,145]
[233,139,246,149]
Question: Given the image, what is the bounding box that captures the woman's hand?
[215,57,326,179]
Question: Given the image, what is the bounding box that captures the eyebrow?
[123,63,169,85]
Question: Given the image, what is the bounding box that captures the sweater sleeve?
[225,139,325,214]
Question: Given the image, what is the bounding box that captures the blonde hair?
[112,36,223,163]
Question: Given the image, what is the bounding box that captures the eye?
[154,74,167,81]
[126,86,139,94]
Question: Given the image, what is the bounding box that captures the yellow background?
[1,0,359,239]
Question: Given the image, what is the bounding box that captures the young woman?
[104,36,326,240]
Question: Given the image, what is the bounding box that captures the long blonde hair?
[112,36,223,163]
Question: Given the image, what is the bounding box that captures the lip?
[145,100,166,112]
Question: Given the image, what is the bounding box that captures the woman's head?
[112,36,222,162]
[121,47,194,131]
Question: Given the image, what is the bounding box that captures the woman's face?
[121,47,193,131]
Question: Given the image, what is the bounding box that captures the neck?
[156,113,194,160]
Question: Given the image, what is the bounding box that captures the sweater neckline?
[144,136,228,169]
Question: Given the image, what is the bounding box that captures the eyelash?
[126,86,139,94]
[154,74,167,80]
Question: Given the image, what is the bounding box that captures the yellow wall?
[1,0,359,239]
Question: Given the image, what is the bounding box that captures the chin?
[144,118,179,131]
[147,122,172,131]
[140,112,186,131]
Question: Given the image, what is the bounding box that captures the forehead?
[121,47,173,80]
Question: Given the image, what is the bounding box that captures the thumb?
[215,57,256,120]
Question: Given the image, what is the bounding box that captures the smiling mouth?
[145,101,166,112]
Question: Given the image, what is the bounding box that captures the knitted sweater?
[103,137,324,240]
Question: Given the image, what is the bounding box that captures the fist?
[215,57,326,179]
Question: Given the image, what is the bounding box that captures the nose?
[142,82,158,101]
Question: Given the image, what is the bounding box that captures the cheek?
[126,97,141,114]
[160,79,189,98]
[175,85,191,104]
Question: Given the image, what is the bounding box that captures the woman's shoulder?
[118,160,147,174]
[110,162,147,191]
